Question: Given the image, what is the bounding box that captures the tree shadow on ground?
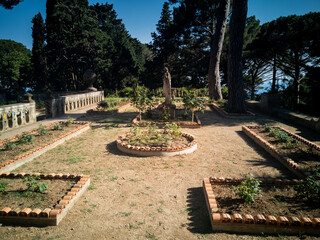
[236,130,297,179]
[106,140,147,158]
[186,187,212,234]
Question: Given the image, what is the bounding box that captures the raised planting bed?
[0,172,90,226]
[209,102,255,118]
[203,177,320,235]
[0,121,90,173]
[132,109,201,128]
[86,100,130,115]
[242,125,320,178]
[116,124,197,156]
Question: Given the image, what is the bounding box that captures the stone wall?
[46,91,104,118]
[0,102,36,133]
[246,94,320,133]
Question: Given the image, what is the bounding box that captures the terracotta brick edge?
[0,121,90,172]
[203,177,320,235]
[242,125,320,178]
[0,172,90,226]
[116,131,197,153]
[209,103,255,118]
[132,113,201,128]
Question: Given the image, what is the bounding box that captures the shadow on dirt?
[186,187,212,234]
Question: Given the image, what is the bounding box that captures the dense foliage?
[0,40,32,101]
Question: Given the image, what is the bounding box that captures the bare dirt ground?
[1,106,319,240]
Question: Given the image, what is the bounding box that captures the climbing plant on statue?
[182,90,207,122]
[130,86,153,121]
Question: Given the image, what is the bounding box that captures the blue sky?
[0,0,319,50]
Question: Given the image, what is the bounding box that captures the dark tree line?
[32,0,146,93]
[146,0,320,114]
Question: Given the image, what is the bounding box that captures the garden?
[1,95,319,238]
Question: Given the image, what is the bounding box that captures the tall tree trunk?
[208,0,230,100]
[227,0,248,113]
[293,50,300,110]
[271,53,277,92]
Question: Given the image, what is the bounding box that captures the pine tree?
[31,12,47,91]
[208,0,230,100]
[227,0,248,113]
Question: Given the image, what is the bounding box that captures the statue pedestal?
[157,103,176,120]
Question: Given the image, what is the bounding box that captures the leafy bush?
[265,126,298,147]
[37,124,49,136]
[65,117,74,127]
[221,86,228,99]
[295,171,320,203]
[160,104,171,121]
[18,132,35,144]
[0,182,7,194]
[130,86,153,121]
[54,123,64,130]
[126,123,183,147]
[182,90,207,122]
[24,176,48,193]
[4,141,16,150]
[118,87,133,97]
[232,174,261,205]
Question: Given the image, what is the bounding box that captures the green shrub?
[0,182,7,194]
[65,117,74,127]
[221,86,228,99]
[295,171,320,203]
[232,174,261,205]
[24,176,48,193]
[119,87,133,97]
[54,123,64,130]
[37,124,49,136]
[18,132,35,144]
[4,141,16,150]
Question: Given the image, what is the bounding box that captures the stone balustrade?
[0,102,36,133]
[46,91,104,118]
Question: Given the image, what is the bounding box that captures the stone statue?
[83,69,97,92]
[163,67,172,105]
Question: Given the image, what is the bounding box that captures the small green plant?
[295,170,320,203]
[130,85,153,121]
[37,124,49,136]
[0,182,7,194]
[160,104,171,121]
[264,124,272,132]
[232,174,261,205]
[182,90,207,122]
[4,141,16,150]
[54,123,64,130]
[18,132,35,144]
[65,117,74,127]
[24,176,48,193]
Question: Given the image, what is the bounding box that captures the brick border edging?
[242,125,320,178]
[209,103,255,119]
[0,121,90,173]
[0,172,90,226]
[131,113,201,128]
[116,132,197,156]
[203,177,320,235]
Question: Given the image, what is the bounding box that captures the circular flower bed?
[116,124,197,156]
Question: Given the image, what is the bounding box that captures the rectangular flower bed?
[242,125,320,178]
[203,177,320,235]
[0,172,90,226]
[132,112,201,128]
[209,102,255,118]
[0,121,90,173]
